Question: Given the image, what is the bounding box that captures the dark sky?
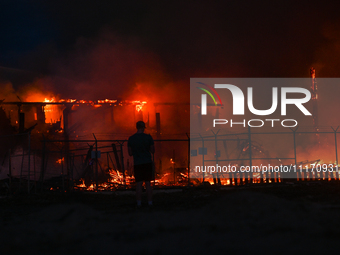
[1,0,340,89]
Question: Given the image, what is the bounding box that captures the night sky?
[1,0,340,92]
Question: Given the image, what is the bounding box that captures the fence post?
[119,142,126,188]
[61,149,64,192]
[212,130,221,185]
[93,133,98,191]
[8,148,11,194]
[186,133,190,186]
[331,126,339,180]
[67,153,72,192]
[199,134,205,184]
[290,127,298,182]
[33,151,36,193]
[173,149,176,184]
[71,153,75,190]
[27,132,31,194]
[248,126,252,184]
[19,144,25,192]
[152,152,155,187]
[107,152,110,169]
[39,134,46,192]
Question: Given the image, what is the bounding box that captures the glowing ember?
[74,167,190,191]
[56,157,64,164]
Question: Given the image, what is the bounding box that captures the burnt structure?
[0,99,191,148]
[0,100,148,136]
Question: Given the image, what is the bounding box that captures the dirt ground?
[1,182,340,255]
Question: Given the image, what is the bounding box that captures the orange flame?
[24,93,148,125]
[133,100,147,112]
[56,157,64,164]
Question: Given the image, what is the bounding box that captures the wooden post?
[156,113,161,135]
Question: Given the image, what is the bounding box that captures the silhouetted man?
[128,121,155,207]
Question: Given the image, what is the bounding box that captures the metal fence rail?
[2,127,340,194]
[190,126,340,185]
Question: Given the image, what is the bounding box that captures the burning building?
[1,98,149,136]
[0,91,190,191]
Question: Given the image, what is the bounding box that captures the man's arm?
[149,135,155,154]
[150,144,155,154]
[128,146,133,156]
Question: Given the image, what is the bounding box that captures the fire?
[43,97,62,124]
[44,97,55,112]
[24,94,62,124]
[97,99,117,104]
[56,157,64,164]
[74,166,190,191]
[44,97,55,103]
[71,164,300,190]
[136,104,143,112]
[21,92,148,126]
[132,100,147,112]
[78,179,86,188]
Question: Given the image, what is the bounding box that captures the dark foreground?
[1,182,340,255]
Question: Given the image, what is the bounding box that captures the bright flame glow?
[56,157,64,164]
[132,100,147,112]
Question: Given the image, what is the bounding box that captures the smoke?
[46,32,166,99]
[43,32,189,136]
[0,78,55,103]
[2,30,188,101]
[0,82,17,101]
[3,24,340,165]
[0,31,190,136]
[312,22,340,78]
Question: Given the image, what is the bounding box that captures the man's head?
[136,121,146,131]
